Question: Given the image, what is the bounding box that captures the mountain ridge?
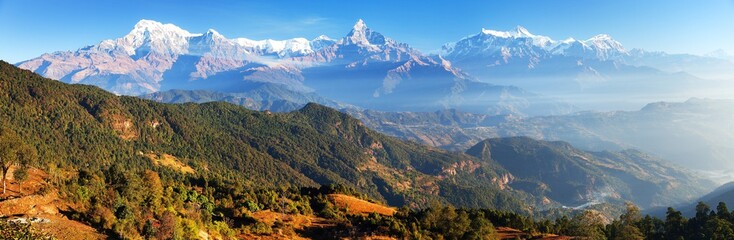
[17,19,577,117]
[15,19,734,116]
[465,137,713,209]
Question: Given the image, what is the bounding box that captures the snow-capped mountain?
[17,19,734,113]
[441,25,734,81]
[441,26,628,63]
[292,19,420,65]
[16,19,575,116]
[270,20,575,115]
[437,26,734,110]
[17,19,335,95]
[439,26,637,95]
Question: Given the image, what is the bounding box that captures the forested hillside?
[0,60,540,238]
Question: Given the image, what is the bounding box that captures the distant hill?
[651,181,734,218]
[139,82,350,112]
[699,182,734,207]
[466,137,714,209]
[345,99,734,176]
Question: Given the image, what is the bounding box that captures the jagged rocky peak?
[344,19,386,46]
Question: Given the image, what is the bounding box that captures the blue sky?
[1,0,733,63]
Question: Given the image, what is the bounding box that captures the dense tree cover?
[307,198,734,239]
[601,202,734,240]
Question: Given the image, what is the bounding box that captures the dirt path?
[0,167,106,240]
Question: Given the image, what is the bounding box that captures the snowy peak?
[115,19,200,56]
[584,34,625,51]
[127,19,200,40]
[104,19,333,58]
[353,19,367,33]
[234,38,313,57]
[204,29,224,38]
[517,25,531,33]
[577,34,628,59]
[477,26,555,49]
[561,37,577,44]
[313,35,333,41]
[444,25,629,61]
[190,29,229,47]
[345,19,371,45]
[587,34,613,41]
[515,25,533,37]
[309,35,336,51]
[480,28,511,38]
[344,19,387,46]
[480,25,537,38]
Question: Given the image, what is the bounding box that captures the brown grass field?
[143,152,195,174]
[327,194,397,216]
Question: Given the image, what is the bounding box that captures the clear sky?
[1,0,733,63]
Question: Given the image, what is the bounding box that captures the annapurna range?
[16,19,734,115]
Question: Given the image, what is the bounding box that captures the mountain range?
[17,19,578,116]
[20,19,734,117]
[439,26,734,110]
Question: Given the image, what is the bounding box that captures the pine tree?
[664,207,687,240]
[704,218,734,240]
[717,202,732,222]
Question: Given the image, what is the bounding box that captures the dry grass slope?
[327,194,396,216]
[142,152,195,174]
[0,167,106,240]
